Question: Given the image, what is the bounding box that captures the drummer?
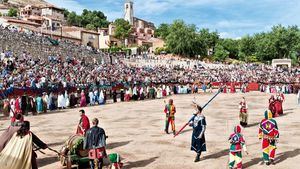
[84,118,107,169]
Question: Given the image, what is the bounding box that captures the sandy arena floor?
[1,91,300,169]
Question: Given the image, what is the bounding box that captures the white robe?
[57,94,66,108]
[266,85,270,93]
[156,88,162,98]
[89,91,94,104]
[166,86,171,95]
[99,90,104,103]
[65,91,70,107]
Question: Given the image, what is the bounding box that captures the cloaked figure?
[0,121,48,169]
[120,89,125,102]
[189,105,206,162]
[113,90,117,103]
[84,118,107,169]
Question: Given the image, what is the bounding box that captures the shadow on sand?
[243,148,300,168]
[37,156,59,168]
[275,148,300,164]
[107,140,132,149]
[124,156,158,169]
[202,149,229,161]
[280,111,294,117]
[243,157,264,168]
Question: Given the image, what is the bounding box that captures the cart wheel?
[66,155,72,169]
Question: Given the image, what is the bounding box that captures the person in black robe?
[28,97,37,115]
[112,90,117,103]
[189,105,206,162]
[120,89,125,102]
[103,90,107,104]
[84,118,107,169]
[21,94,28,115]
[69,93,76,108]
[85,91,90,105]
[173,85,178,94]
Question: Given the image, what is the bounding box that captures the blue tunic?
[36,97,43,112]
[191,115,207,153]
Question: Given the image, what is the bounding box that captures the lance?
[174,87,223,138]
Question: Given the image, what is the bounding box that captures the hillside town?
[0,0,164,54]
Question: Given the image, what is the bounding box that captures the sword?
[174,87,223,138]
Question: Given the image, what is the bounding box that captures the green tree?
[66,9,109,29]
[113,18,132,45]
[155,23,170,40]
[269,25,300,59]
[62,8,70,18]
[219,38,239,59]
[213,43,229,61]
[8,8,18,17]
[254,32,276,61]
[0,12,2,17]
[238,35,256,62]
[198,28,219,52]
[67,11,77,26]
[81,9,109,28]
[75,15,82,27]
[86,24,96,30]
[166,20,205,57]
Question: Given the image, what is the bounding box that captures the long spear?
[174,87,223,138]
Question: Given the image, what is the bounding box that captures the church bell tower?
[124,0,134,25]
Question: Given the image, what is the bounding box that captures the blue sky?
[47,0,300,39]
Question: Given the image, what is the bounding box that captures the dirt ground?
[1,91,299,169]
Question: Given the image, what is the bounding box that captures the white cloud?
[219,32,241,39]
[216,20,259,29]
[103,10,123,21]
[46,0,85,14]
